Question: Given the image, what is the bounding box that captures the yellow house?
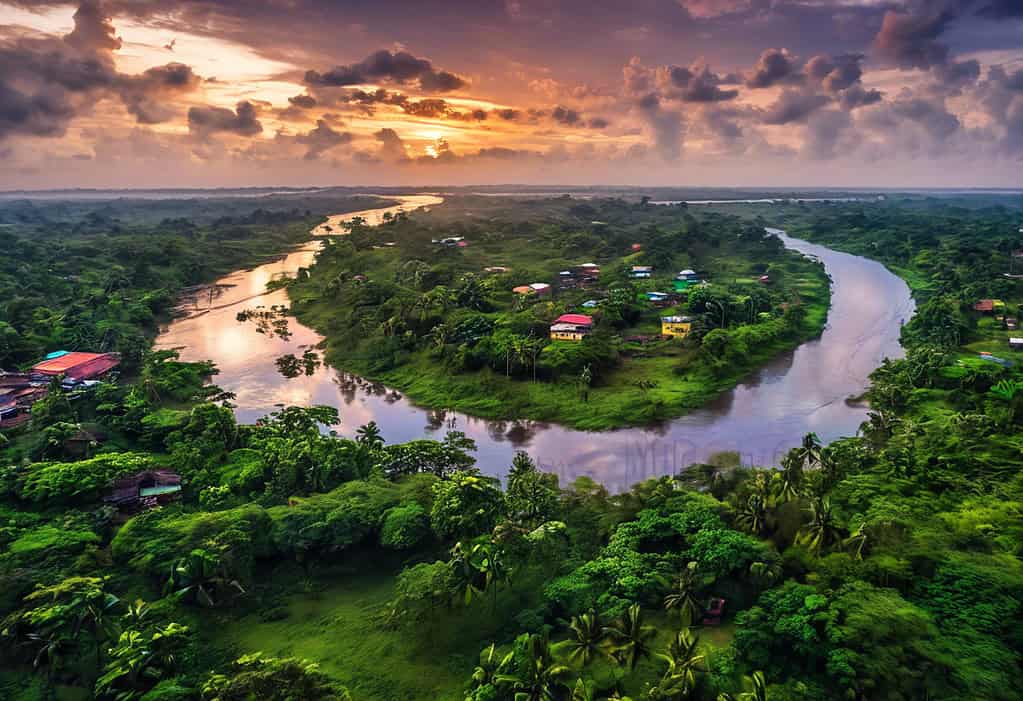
[661,315,693,338]
[549,314,594,342]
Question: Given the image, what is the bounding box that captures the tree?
[717,670,767,701]
[495,633,571,701]
[565,609,612,667]
[430,470,504,540]
[95,623,190,700]
[388,560,456,625]
[795,497,841,555]
[505,452,560,528]
[356,421,385,450]
[202,653,352,701]
[658,628,705,692]
[165,549,245,608]
[663,562,703,626]
[605,604,656,670]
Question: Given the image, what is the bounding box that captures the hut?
[631,265,653,279]
[661,316,693,339]
[104,470,182,512]
[529,283,552,297]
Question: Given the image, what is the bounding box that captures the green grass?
[205,558,736,701]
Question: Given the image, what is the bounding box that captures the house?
[104,470,182,512]
[673,279,692,292]
[529,283,552,296]
[1011,338,1023,351]
[582,300,600,309]
[433,236,465,246]
[484,266,510,274]
[549,313,593,342]
[631,243,642,252]
[1007,317,1019,330]
[513,285,534,295]
[676,269,700,282]
[646,291,669,303]
[758,275,772,285]
[661,315,693,338]
[631,265,653,279]
[32,352,120,384]
[0,371,48,427]
[974,299,1005,313]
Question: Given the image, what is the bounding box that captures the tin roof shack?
[529,283,552,297]
[1010,338,1023,351]
[631,265,653,279]
[0,372,49,428]
[105,470,182,513]
[32,352,120,385]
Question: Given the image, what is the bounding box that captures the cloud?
[552,105,581,124]
[746,48,800,89]
[305,49,467,93]
[637,93,684,160]
[806,53,864,93]
[65,0,121,53]
[804,109,852,159]
[872,7,954,70]
[375,127,409,161]
[296,119,352,160]
[588,117,610,129]
[977,0,1023,19]
[837,84,883,110]
[188,100,263,137]
[762,89,830,125]
[662,63,739,102]
[288,94,317,109]
[117,62,200,123]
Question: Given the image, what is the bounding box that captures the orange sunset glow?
[1,1,1021,188]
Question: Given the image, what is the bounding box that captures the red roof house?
[33,352,120,381]
[555,314,594,327]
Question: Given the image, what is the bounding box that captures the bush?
[380,504,431,550]
[6,452,153,505]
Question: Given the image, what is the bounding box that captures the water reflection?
[156,203,914,493]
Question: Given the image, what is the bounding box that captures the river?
[156,196,914,492]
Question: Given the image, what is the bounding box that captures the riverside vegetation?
[287,195,830,429]
[0,193,1021,701]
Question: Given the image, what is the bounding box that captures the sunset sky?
[1,0,1021,189]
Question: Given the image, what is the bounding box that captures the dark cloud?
[0,80,75,139]
[761,89,830,125]
[977,0,1023,19]
[188,100,263,137]
[402,98,452,118]
[117,62,200,123]
[288,94,317,109]
[552,106,581,125]
[872,7,954,70]
[587,117,610,129]
[666,63,739,102]
[65,0,122,53]
[296,119,351,160]
[806,53,863,93]
[891,97,961,140]
[932,59,981,93]
[838,84,883,111]
[745,48,800,89]
[305,49,466,92]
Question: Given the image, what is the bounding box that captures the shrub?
[380,504,430,550]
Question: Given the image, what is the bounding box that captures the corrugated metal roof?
[32,352,119,379]
[555,314,593,326]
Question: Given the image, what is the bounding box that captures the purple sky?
[1,0,1021,188]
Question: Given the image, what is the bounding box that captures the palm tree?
[663,562,703,626]
[165,549,244,608]
[469,643,512,695]
[475,541,510,612]
[735,493,769,537]
[796,497,841,555]
[571,678,596,701]
[605,604,656,670]
[565,610,612,667]
[496,633,571,701]
[776,452,803,503]
[796,432,822,470]
[356,421,385,450]
[75,588,121,673]
[657,628,705,692]
[449,541,484,606]
[748,560,782,588]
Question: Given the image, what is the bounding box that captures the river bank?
[155,195,912,490]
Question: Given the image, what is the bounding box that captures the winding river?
[156,195,914,492]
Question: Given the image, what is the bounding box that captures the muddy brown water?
[156,197,914,491]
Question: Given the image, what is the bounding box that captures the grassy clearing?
[205,558,736,701]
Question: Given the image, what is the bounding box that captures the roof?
[679,269,697,276]
[646,291,668,299]
[550,323,588,333]
[555,314,593,326]
[632,265,653,271]
[33,352,120,379]
[662,316,693,323]
[45,350,70,360]
[1011,337,1023,344]
[580,262,598,268]
[513,285,534,294]
[974,299,1004,312]
[529,282,551,290]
